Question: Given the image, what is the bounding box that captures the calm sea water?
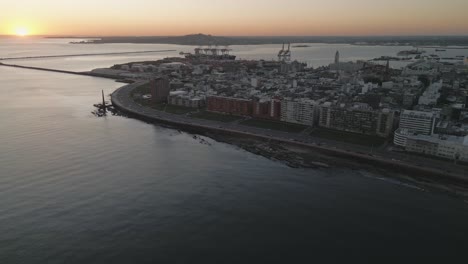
[3,37,466,71]
[1,37,468,263]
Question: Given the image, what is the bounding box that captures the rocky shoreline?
[207,133,468,199]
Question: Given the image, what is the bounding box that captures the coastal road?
[112,82,468,182]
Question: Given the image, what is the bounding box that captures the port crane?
[278,43,291,62]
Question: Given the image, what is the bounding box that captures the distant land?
[49,34,468,47]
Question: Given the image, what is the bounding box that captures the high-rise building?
[399,110,436,135]
[394,110,437,147]
[150,77,170,103]
[281,100,316,126]
[335,51,340,64]
[319,106,395,137]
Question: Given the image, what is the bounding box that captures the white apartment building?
[280,99,316,126]
[399,110,436,135]
[405,134,468,162]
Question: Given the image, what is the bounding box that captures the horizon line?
[3,34,468,38]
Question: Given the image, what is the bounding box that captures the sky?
[1,0,468,36]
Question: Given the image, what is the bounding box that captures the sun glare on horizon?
[15,27,29,37]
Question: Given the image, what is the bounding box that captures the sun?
[15,27,29,37]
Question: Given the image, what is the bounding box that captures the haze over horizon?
[2,0,468,37]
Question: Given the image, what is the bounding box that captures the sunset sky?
[2,0,468,36]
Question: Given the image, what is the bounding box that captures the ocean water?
[2,37,467,71]
[1,37,468,263]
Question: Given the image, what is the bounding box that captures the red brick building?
[252,99,281,120]
[206,96,253,116]
[150,77,170,103]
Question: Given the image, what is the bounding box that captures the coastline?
[111,82,468,197]
[61,34,468,47]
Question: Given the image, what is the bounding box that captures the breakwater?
[0,63,122,79]
[0,50,176,61]
[111,83,468,188]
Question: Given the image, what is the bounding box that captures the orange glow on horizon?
[1,1,468,36]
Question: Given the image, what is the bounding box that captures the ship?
[180,46,236,61]
[397,49,426,56]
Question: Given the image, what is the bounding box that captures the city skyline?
[2,0,468,37]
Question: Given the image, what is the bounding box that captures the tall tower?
[335,50,340,64]
[150,77,170,103]
[383,59,391,81]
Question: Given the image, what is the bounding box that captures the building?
[253,98,281,120]
[319,106,395,137]
[394,128,411,147]
[280,61,306,74]
[329,61,363,73]
[381,81,394,89]
[418,81,442,106]
[404,134,468,162]
[402,93,417,108]
[150,77,170,103]
[360,82,379,94]
[168,91,205,108]
[398,110,436,135]
[394,110,437,147]
[335,50,340,64]
[406,136,439,156]
[251,78,258,88]
[206,96,253,116]
[402,60,440,76]
[281,100,316,126]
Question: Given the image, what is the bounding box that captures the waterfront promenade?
[112,82,468,186]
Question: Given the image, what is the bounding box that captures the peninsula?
[101,45,468,196]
